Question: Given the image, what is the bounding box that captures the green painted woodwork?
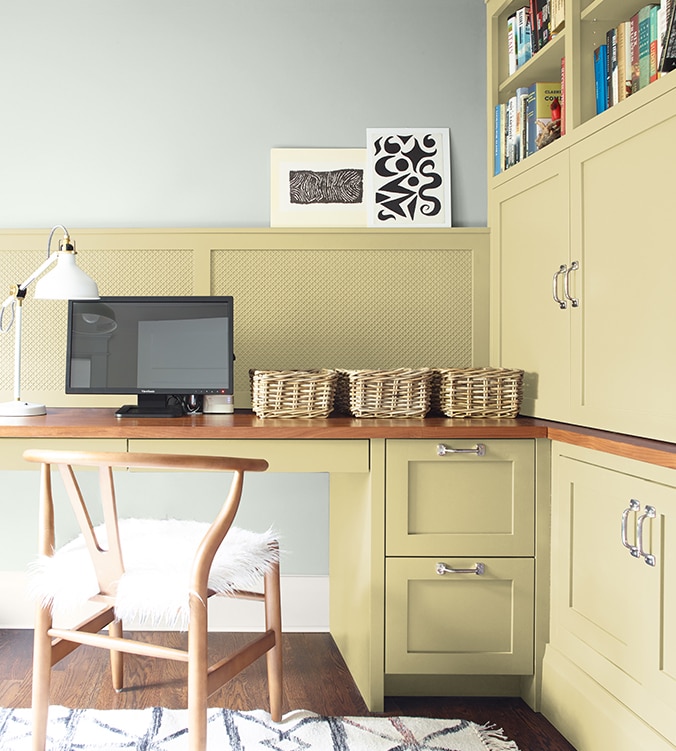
[385,439,535,557]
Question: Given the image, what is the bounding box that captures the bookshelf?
[488,0,676,445]
[488,0,676,176]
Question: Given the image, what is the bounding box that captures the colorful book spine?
[650,4,659,81]
[631,12,641,91]
[494,104,505,176]
[616,21,632,100]
[507,14,517,75]
[594,44,609,113]
[638,4,656,89]
[516,7,533,68]
[607,27,618,106]
[560,56,566,136]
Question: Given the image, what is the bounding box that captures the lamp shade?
[33,251,99,300]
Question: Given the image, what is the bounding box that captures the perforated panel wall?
[0,229,488,408]
[212,247,474,407]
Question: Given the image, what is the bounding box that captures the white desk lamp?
[0,225,100,417]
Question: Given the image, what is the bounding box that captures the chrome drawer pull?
[621,499,641,557]
[552,264,567,309]
[436,562,485,576]
[437,443,486,457]
[636,505,657,567]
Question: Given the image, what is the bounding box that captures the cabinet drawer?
[385,556,534,675]
[386,439,534,556]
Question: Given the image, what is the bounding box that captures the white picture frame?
[366,128,452,227]
[270,148,367,227]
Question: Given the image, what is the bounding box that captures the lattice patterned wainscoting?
[0,228,489,409]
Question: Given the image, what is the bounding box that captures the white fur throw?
[29,519,279,630]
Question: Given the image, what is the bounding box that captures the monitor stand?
[115,394,183,418]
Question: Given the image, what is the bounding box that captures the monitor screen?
[66,296,234,417]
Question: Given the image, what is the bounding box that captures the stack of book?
[494,82,562,175]
[593,0,675,115]
[507,0,562,75]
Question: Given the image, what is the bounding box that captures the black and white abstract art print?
[270,148,367,227]
[366,128,451,227]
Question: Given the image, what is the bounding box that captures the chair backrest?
[23,449,269,599]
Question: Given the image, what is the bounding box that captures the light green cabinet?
[567,91,676,444]
[384,439,535,676]
[491,151,571,423]
[544,443,676,751]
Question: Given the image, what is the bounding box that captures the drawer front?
[385,556,534,675]
[129,439,369,474]
[386,439,534,556]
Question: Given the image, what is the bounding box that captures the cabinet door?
[386,439,534,557]
[386,556,534,674]
[491,152,570,421]
[569,89,676,443]
[551,444,676,743]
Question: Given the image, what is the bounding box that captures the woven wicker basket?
[250,369,337,418]
[336,368,433,418]
[436,367,524,418]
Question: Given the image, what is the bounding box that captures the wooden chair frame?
[24,448,282,751]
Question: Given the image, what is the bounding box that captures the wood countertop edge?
[0,409,674,470]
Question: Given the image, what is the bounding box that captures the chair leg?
[188,592,209,751]
[31,605,53,751]
[264,557,283,722]
[109,618,124,691]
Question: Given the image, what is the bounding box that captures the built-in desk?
[2,408,673,712]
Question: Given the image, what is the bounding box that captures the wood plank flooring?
[0,630,575,750]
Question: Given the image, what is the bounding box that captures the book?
[507,14,518,75]
[638,4,657,89]
[550,0,564,33]
[525,81,562,155]
[515,6,533,68]
[505,95,518,169]
[650,4,659,81]
[560,56,566,135]
[607,27,618,106]
[529,0,551,52]
[616,21,632,101]
[630,11,641,91]
[529,0,540,53]
[514,86,529,163]
[659,0,676,70]
[594,44,609,113]
[657,0,672,66]
[494,103,505,176]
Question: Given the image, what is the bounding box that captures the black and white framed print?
[270,148,367,227]
[366,128,451,227]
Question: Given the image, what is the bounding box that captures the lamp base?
[0,400,47,417]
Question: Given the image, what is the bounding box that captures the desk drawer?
[386,439,534,556]
[0,438,128,471]
[129,439,370,474]
[385,556,534,675]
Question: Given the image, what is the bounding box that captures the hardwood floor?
[0,630,575,750]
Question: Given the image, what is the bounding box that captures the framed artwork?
[366,128,452,227]
[270,148,367,227]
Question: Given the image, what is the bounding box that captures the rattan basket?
[250,369,337,418]
[436,367,524,418]
[336,368,433,418]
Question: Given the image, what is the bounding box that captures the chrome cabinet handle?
[552,264,567,309]
[636,505,657,567]
[564,260,579,307]
[621,499,641,557]
[437,443,486,457]
[436,562,485,576]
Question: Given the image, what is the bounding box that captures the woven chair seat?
[30,518,279,630]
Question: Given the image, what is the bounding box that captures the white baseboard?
[0,572,329,632]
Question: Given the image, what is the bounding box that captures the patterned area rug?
[0,706,521,750]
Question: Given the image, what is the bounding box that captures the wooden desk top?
[0,408,548,440]
[0,408,674,469]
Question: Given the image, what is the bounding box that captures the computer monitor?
[66,296,234,417]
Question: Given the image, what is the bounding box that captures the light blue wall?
[0,0,486,228]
